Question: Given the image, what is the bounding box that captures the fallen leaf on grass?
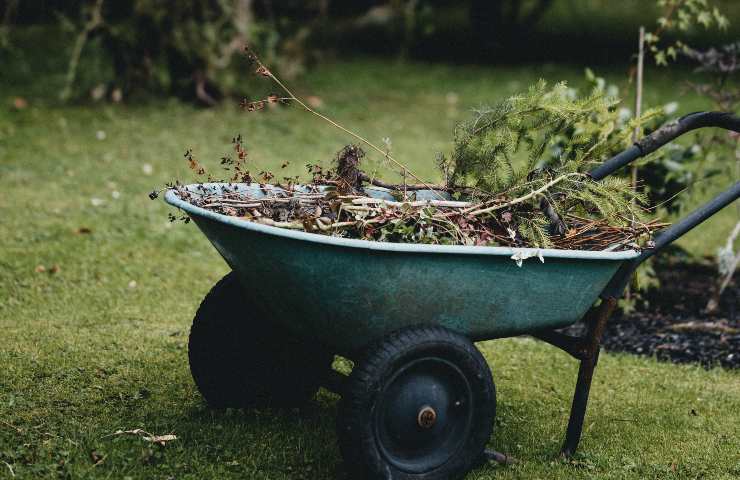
[34,264,60,274]
[89,450,105,466]
[145,434,177,444]
[0,419,23,434]
[12,97,28,110]
[104,429,177,446]
[306,95,323,108]
[90,84,106,101]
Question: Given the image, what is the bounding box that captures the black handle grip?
[589,111,740,180]
[637,111,740,154]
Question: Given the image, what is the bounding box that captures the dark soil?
[568,256,739,369]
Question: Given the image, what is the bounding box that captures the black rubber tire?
[188,272,334,408]
[337,326,495,480]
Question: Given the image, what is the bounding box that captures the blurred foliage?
[62,0,257,104]
[447,80,653,248]
[469,0,554,53]
[3,0,740,102]
[656,40,739,308]
[0,0,562,103]
[646,0,729,66]
[641,0,737,216]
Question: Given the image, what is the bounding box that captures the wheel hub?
[417,405,437,429]
[374,357,474,474]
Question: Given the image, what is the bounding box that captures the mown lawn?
[1,35,739,479]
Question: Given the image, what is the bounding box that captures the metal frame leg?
[561,349,600,457]
[532,297,618,458]
[559,297,617,457]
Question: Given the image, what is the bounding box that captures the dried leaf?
[90,450,105,466]
[144,434,177,445]
[306,95,323,108]
[12,97,28,110]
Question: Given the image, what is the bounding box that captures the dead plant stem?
[261,65,444,199]
[469,173,586,216]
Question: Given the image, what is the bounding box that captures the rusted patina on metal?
[417,406,437,429]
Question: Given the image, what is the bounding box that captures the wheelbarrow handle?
[596,111,740,298]
[588,111,740,181]
[602,180,740,298]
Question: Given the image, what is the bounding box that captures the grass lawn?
[1,36,739,478]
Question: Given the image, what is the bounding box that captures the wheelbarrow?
[165,111,739,479]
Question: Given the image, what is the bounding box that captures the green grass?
[1,34,739,479]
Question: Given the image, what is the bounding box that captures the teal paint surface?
[167,184,638,352]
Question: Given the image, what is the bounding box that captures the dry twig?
[243,45,444,200]
[103,428,177,445]
[175,185,665,251]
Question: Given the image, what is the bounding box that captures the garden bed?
[568,256,739,369]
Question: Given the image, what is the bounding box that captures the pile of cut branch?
[164,47,669,252]
[175,158,666,251]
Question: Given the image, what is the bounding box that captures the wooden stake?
[631,26,645,184]
[626,26,645,302]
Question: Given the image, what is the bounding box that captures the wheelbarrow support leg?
[560,297,617,457]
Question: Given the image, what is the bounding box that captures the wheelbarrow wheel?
[188,272,333,408]
[337,326,495,480]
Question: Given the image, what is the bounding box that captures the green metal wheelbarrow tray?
[165,112,740,480]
